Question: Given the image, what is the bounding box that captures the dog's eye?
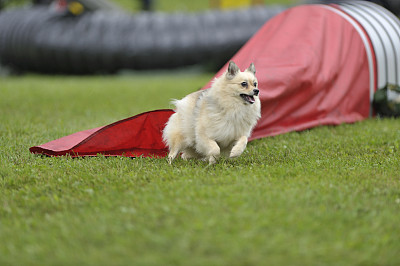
[254,82,257,87]
[241,82,248,87]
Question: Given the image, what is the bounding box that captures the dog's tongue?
[240,94,256,104]
[247,95,255,104]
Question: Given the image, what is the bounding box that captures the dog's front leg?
[230,136,248,158]
[196,135,220,165]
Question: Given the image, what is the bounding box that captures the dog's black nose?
[253,89,259,96]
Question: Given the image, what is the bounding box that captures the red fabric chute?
[30,4,382,158]
[30,110,174,157]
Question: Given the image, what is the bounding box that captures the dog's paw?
[229,136,248,158]
[181,152,195,160]
[208,155,217,165]
[229,146,245,158]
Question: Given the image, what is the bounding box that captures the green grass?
[1,73,400,265]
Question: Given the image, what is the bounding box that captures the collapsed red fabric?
[30,110,174,157]
[30,4,378,158]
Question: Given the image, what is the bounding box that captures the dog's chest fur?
[197,94,260,148]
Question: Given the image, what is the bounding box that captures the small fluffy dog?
[163,61,261,164]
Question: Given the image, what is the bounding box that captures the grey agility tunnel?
[0,3,285,74]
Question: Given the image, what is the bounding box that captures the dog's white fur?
[163,61,261,164]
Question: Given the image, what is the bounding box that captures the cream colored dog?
[163,61,261,164]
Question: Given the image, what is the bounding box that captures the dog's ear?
[226,61,239,80]
[246,63,256,75]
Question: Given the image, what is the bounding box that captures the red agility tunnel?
[30,2,400,158]
[30,110,174,157]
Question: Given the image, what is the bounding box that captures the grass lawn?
[1,73,400,265]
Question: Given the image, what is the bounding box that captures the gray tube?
[0,6,285,74]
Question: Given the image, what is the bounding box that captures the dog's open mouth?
[240,94,255,104]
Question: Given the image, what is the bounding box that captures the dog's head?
[224,61,259,105]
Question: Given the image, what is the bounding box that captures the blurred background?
[0,0,399,75]
[1,0,297,12]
